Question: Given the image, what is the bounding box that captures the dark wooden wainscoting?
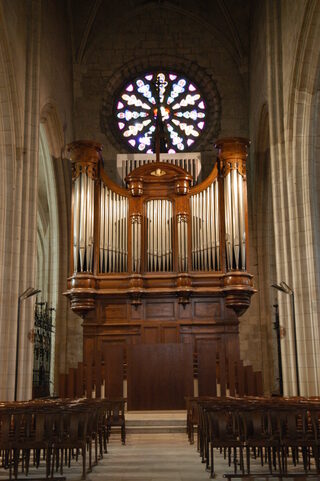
[127,343,194,410]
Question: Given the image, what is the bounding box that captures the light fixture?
[14,287,41,401]
[271,281,300,396]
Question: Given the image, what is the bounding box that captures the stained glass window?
[115,71,206,153]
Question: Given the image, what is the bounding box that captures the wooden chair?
[106,399,126,444]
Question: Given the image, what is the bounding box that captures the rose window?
[115,71,206,153]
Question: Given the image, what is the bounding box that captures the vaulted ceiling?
[68,0,250,71]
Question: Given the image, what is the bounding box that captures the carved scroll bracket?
[223,272,256,317]
[177,274,191,308]
[64,274,97,319]
[65,140,103,181]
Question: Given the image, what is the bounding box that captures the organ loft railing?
[66,137,255,318]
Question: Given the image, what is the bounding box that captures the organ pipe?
[73,175,80,272]
[214,181,220,270]
[191,180,220,271]
[99,183,128,273]
[67,139,253,320]
[73,172,95,273]
[147,200,173,272]
[177,214,188,272]
[238,173,246,270]
[121,156,201,187]
[223,168,247,271]
[131,214,141,273]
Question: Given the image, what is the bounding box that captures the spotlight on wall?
[271,281,300,396]
[15,288,41,401]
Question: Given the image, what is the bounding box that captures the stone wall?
[246,0,320,396]
[0,0,74,400]
[72,0,249,182]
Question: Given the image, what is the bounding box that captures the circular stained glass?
[115,71,206,153]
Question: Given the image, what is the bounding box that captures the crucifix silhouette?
[153,74,170,160]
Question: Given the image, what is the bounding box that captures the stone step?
[126,418,186,427]
[126,424,186,434]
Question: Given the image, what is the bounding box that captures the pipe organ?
[65,138,259,407]
[191,179,220,271]
[99,184,128,273]
[117,153,202,187]
[147,200,173,272]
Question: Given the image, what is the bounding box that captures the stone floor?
[0,432,318,481]
[86,433,319,481]
[1,433,316,481]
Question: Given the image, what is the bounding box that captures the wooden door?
[127,343,193,410]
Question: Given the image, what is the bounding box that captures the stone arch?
[0,6,24,400]
[284,0,320,394]
[39,102,81,387]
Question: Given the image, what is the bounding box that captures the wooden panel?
[94,346,102,398]
[59,373,66,398]
[67,368,75,397]
[84,338,94,398]
[145,301,175,319]
[76,362,84,397]
[127,343,193,410]
[161,325,178,343]
[236,360,245,396]
[219,344,226,396]
[197,341,217,397]
[194,300,221,318]
[102,343,124,398]
[103,303,128,320]
[142,326,160,343]
[178,302,192,319]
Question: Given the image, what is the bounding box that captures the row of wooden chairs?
[187,396,320,479]
[0,397,126,480]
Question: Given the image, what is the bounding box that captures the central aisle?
[88,433,213,481]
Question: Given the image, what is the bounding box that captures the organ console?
[63,138,260,407]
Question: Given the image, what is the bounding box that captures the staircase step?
[126,419,186,427]
[126,424,186,434]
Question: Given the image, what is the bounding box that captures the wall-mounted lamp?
[271,281,300,396]
[15,287,41,401]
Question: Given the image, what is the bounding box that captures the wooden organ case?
[62,138,262,409]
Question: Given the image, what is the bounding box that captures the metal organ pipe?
[214,181,220,270]
[73,175,81,272]
[238,173,246,270]
[79,173,87,272]
[177,214,188,272]
[99,183,128,273]
[147,200,173,272]
[73,172,95,273]
[231,168,240,269]
[223,165,246,271]
[224,172,232,271]
[191,180,220,271]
